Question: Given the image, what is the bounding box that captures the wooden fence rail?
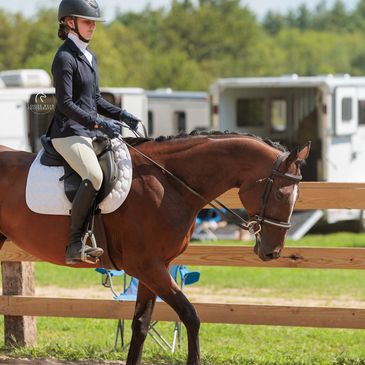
[2,242,365,270]
[0,296,365,330]
[1,182,365,347]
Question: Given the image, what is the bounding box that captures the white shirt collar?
[68,33,89,51]
[68,33,93,66]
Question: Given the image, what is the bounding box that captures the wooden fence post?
[1,262,36,347]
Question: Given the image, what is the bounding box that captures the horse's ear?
[297,141,311,161]
[285,141,311,167]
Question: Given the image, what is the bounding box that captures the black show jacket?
[49,38,122,139]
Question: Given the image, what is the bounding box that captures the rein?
[119,133,302,236]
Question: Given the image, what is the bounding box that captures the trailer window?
[28,93,56,152]
[148,110,154,135]
[358,100,365,125]
[342,97,353,122]
[100,92,116,105]
[236,99,265,127]
[271,99,287,132]
[174,111,186,133]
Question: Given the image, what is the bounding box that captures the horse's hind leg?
[126,283,157,365]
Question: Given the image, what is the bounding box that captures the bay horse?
[0,131,309,365]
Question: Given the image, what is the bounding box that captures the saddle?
[39,135,118,205]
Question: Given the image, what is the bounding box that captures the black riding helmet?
[58,0,105,22]
[58,0,105,43]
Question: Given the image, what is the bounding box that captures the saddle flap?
[40,135,63,167]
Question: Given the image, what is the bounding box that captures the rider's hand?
[120,110,140,131]
[95,117,121,138]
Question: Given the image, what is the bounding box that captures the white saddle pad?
[26,138,132,215]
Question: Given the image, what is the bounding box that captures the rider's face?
[68,17,96,41]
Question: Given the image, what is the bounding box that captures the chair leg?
[114,319,123,351]
[177,322,183,350]
[148,321,171,351]
[171,322,178,353]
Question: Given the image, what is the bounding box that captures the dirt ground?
[34,286,365,308]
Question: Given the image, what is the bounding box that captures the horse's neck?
[155,136,276,210]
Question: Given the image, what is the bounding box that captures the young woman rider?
[49,0,140,264]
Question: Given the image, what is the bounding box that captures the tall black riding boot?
[65,179,104,265]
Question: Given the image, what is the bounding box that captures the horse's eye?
[275,191,284,200]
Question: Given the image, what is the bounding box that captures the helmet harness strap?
[69,16,90,43]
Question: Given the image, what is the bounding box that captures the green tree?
[24,9,59,74]
[263,11,285,35]
[296,4,312,30]
[107,21,151,87]
[0,11,31,70]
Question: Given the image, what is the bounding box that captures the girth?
[39,135,118,204]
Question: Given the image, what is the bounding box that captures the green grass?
[1,318,365,364]
[203,232,365,247]
[2,232,365,364]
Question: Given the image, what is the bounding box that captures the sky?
[0,0,360,21]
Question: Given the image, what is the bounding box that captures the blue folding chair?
[96,265,200,352]
[192,209,227,241]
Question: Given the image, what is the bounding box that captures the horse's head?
[239,142,310,261]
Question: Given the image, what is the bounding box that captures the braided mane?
[123,129,287,152]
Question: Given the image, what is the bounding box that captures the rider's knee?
[86,166,103,191]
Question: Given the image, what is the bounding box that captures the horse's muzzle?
[254,235,282,261]
[264,250,281,260]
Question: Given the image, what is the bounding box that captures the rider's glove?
[120,110,140,131]
[95,117,121,138]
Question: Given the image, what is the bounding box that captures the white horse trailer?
[100,87,148,137]
[0,84,148,152]
[147,89,210,137]
[0,87,54,151]
[210,75,365,226]
[0,69,52,88]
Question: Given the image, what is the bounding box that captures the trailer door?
[0,99,29,151]
[335,87,358,135]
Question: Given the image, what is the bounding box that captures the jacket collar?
[64,38,95,71]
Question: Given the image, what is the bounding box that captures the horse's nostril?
[266,251,280,259]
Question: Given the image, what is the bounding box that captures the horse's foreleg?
[139,268,201,365]
[160,290,201,365]
[126,282,157,365]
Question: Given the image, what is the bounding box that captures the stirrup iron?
[80,230,103,264]
[80,207,104,264]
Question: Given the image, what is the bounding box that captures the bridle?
[246,152,302,235]
[120,133,302,237]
